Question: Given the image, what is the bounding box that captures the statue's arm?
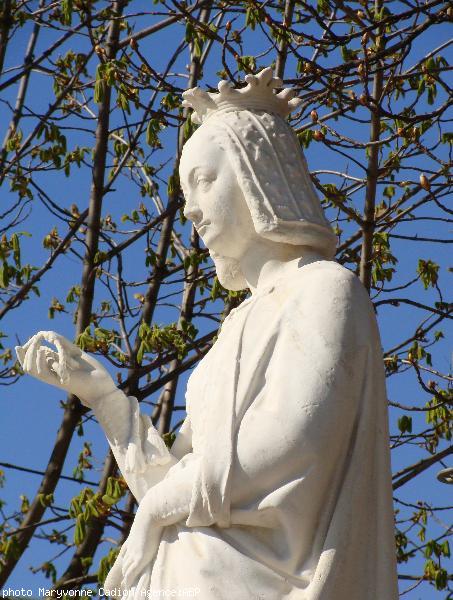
[90,388,135,448]
[170,415,193,460]
[106,452,198,588]
[93,390,193,501]
[15,331,193,502]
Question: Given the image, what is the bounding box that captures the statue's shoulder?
[295,259,363,294]
[272,260,376,346]
[299,258,353,279]
[279,259,372,319]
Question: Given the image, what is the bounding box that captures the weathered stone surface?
[17,68,397,600]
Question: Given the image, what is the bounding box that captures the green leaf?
[192,37,202,58]
[434,569,447,589]
[74,514,86,545]
[185,22,194,43]
[417,259,439,290]
[61,0,72,25]
[94,64,106,104]
[94,79,105,104]
[98,548,120,585]
[101,494,116,506]
[397,415,412,434]
[317,0,330,16]
[237,55,256,72]
[417,78,425,95]
[383,186,395,199]
[0,263,9,288]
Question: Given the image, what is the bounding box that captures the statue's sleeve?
[94,392,193,501]
[125,452,198,528]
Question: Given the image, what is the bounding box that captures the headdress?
[180,67,337,290]
[182,67,302,124]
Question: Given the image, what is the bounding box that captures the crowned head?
[179,67,336,291]
[181,67,302,124]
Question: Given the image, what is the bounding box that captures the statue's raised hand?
[15,331,118,407]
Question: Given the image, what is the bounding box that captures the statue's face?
[179,127,256,260]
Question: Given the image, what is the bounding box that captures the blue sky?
[0,2,451,598]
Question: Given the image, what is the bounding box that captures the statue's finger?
[41,348,61,382]
[51,332,83,358]
[123,553,135,573]
[20,333,40,354]
[38,332,62,354]
[35,331,61,348]
[23,337,41,374]
[37,348,55,380]
[103,553,124,591]
[67,355,81,370]
[122,560,136,589]
[38,331,78,358]
[50,349,79,371]
[20,334,42,371]
[43,347,58,361]
[118,540,128,558]
[54,335,84,380]
[52,338,69,384]
[79,351,103,373]
[122,552,131,568]
[36,348,46,377]
[15,346,25,367]
[32,332,78,383]
[21,345,31,372]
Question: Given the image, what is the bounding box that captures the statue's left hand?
[121,520,162,588]
[15,331,118,407]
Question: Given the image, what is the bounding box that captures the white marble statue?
[16,68,398,599]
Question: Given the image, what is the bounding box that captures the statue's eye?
[196,176,214,188]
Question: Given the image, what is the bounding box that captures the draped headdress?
[182,68,336,259]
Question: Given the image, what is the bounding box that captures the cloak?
[103,259,398,599]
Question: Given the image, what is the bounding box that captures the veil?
[198,109,337,290]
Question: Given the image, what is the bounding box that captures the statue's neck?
[239,242,321,294]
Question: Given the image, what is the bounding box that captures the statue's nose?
[183,196,203,224]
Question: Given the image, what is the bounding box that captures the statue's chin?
[210,252,248,292]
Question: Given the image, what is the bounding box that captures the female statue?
[16,68,398,599]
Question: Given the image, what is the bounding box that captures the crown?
[181,67,302,125]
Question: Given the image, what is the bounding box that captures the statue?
[16,68,398,599]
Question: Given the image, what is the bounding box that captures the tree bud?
[358,93,367,105]
[419,174,430,191]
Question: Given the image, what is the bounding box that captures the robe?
[102,259,398,599]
